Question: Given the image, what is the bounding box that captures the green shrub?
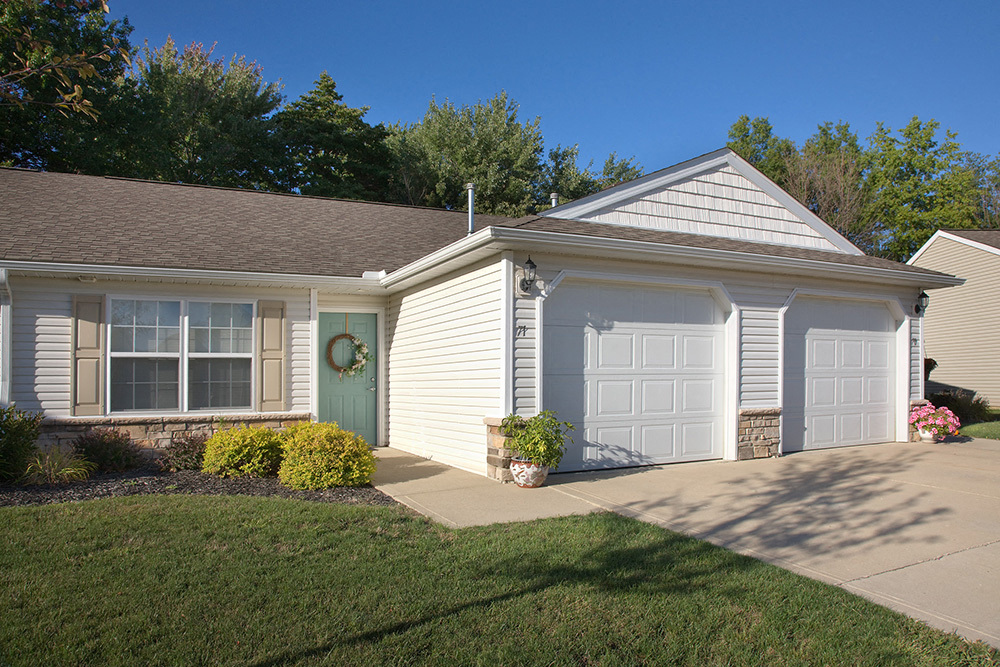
[202,424,283,478]
[21,446,96,485]
[158,432,209,472]
[278,421,376,489]
[928,390,993,425]
[73,428,142,472]
[0,405,43,481]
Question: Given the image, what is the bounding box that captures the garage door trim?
[537,269,740,462]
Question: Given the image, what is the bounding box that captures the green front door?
[318,312,378,445]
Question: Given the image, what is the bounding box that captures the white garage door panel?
[784,298,896,452]
[544,282,725,471]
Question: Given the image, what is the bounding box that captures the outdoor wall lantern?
[914,291,930,315]
[519,256,537,292]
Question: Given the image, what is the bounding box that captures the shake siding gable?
[577,165,841,252]
[386,259,503,475]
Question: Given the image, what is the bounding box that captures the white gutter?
[381,226,964,291]
[0,260,386,292]
[0,268,11,406]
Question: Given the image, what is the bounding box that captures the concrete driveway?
[550,439,1000,648]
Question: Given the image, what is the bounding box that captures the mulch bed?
[0,462,397,508]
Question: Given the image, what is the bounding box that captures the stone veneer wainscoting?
[738,408,781,459]
[484,417,515,483]
[38,413,313,452]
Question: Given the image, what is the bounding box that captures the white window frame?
[105,296,257,415]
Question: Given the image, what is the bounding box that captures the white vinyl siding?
[910,316,922,400]
[727,284,793,409]
[909,236,1000,403]
[9,277,310,416]
[578,165,841,252]
[386,259,503,475]
[512,294,537,415]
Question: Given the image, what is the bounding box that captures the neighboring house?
[908,229,999,403]
[0,148,960,480]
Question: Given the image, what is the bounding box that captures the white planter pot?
[510,458,549,488]
[918,429,939,443]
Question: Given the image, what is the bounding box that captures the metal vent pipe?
[550,192,559,208]
[466,183,475,235]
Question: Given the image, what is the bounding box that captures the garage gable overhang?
[381,226,964,292]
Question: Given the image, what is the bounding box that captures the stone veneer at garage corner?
[484,417,515,483]
[38,413,313,451]
[738,408,781,460]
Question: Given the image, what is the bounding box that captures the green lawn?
[960,421,1000,440]
[1,496,996,666]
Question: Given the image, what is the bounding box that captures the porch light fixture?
[915,291,929,315]
[519,257,537,292]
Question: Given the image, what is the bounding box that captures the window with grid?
[187,302,253,410]
[108,299,253,412]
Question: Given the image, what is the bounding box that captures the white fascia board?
[0,260,386,293]
[379,226,963,291]
[908,230,1000,264]
[486,228,962,288]
[543,147,863,257]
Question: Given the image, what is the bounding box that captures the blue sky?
[108,1,999,172]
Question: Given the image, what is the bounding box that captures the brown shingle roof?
[0,168,514,277]
[0,167,953,282]
[945,229,1000,251]
[513,216,953,278]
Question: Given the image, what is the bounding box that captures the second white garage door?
[543,281,726,472]
[783,297,896,452]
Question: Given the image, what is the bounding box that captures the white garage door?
[783,297,896,452]
[543,282,726,472]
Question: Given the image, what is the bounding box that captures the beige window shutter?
[257,300,286,412]
[72,295,104,416]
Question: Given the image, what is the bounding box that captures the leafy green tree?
[726,114,796,186]
[863,117,979,260]
[962,151,1000,228]
[276,72,392,200]
[537,144,642,209]
[783,121,874,252]
[389,91,544,216]
[0,0,131,167]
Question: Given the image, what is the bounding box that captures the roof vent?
[550,192,559,208]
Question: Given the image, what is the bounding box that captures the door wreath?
[326,333,373,380]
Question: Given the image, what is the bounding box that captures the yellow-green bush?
[278,421,376,489]
[202,424,283,478]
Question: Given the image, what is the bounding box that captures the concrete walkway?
[372,440,1000,647]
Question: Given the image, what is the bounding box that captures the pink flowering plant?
[908,403,961,439]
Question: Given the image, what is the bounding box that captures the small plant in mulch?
[158,432,209,472]
[21,446,96,485]
[0,405,43,482]
[202,424,283,478]
[73,428,143,473]
[278,421,376,490]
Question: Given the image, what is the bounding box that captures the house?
[0,149,961,480]
[907,229,999,403]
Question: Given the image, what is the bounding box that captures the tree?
[726,115,796,186]
[783,122,874,252]
[388,92,544,216]
[109,38,286,189]
[0,0,131,167]
[863,117,979,260]
[537,144,642,208]
[275,72,392,200]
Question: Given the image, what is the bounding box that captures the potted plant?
[909,403,960,442]
[500,410,574,488]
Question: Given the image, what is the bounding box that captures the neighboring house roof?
[0,165,956,286]
[0,167,513,277]
[541,148,863,255]
[908,229,1000,265]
